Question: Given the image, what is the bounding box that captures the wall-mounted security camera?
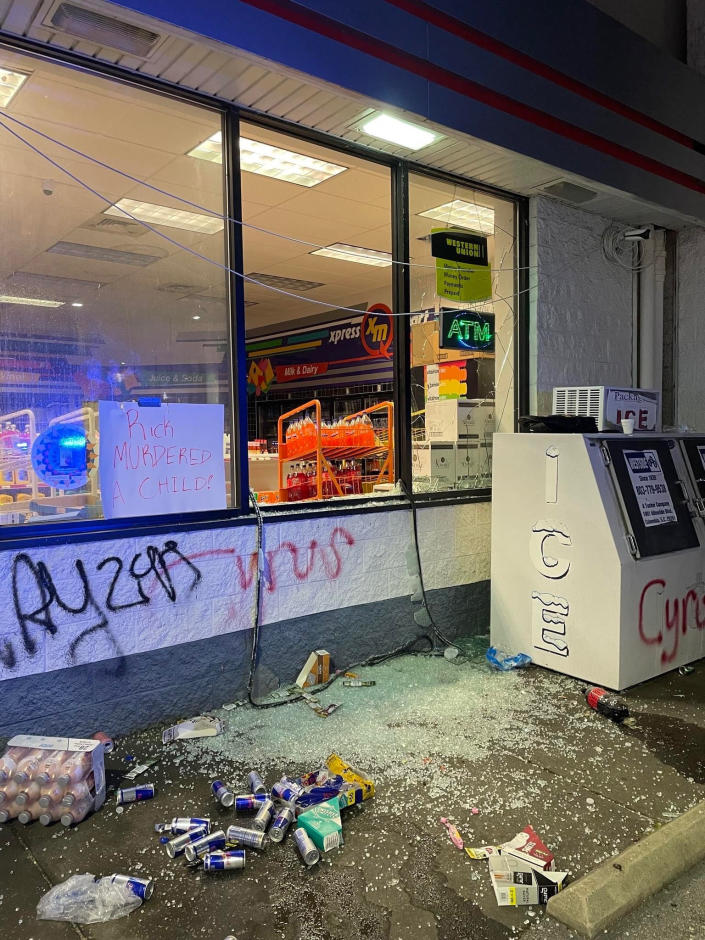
[622,226,652,241]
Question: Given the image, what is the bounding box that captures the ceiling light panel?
[360,113,438,150]
[188,133,348,188]
[247,273,324,291]
[418,200,495,235]
[311,243,392,267]
[104,199,223,235]
[0,68,29,108]
[48,241,163,266]
[0,295,64,307]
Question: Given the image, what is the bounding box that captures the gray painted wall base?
[0,580,489,740]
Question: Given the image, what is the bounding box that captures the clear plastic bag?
[37,874,142,924]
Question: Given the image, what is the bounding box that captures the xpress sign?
[440,310,495,352]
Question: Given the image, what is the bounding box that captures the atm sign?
[440,310,495,352]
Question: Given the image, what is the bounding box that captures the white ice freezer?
[490,432,705,689]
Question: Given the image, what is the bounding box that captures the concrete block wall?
[529,196,634,413]
[676,225,705,430]
[0,502,491,737]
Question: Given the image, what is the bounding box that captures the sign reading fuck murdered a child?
[99,401,226,518]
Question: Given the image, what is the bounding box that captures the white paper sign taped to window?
[624,448,677,528]
[99,401,226,519]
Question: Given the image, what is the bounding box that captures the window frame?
[0,35,528,546]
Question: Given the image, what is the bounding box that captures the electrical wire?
[601,223,653,272]
[0,110,533,274]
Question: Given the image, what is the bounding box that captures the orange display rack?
[277,399,394,501]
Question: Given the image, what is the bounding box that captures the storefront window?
[240,123,395,504]
[409,174,517,493]
[0,51,231,526]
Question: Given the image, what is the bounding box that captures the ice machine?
[490,432,705,689]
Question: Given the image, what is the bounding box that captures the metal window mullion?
[223,107,248,508]
[392,161,411,491]
[515,198,530,427]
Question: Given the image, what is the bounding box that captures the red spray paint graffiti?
[638,578,705,664]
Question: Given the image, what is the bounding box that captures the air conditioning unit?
[552,386,661,431]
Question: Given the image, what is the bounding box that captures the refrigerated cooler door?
[601,438,699,558]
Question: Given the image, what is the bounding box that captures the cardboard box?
[412,441,456,487]
[489,854,567,906]
[455,441,492,486]
[295,649,330,688]
[297,797,343,852]
[425,399,495,442]
[7,734,106,812]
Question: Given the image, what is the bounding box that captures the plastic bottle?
[39,804,64,826]
[362,413,375,448]
[35,750,64,786]
[60,796,93,827]
[0,800,21,823]
[0,746,25,784]
[17,802,42,824]
[38,781,67,808]
[15,781,42,805]
[13,749,44,785]
[57,752,92,788]
[61,774,95,807]
[0,780,19,805]
[585,687,630,722]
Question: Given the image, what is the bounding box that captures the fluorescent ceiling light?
[247,273,324,291]
[187,131,222,164]
[0,294,64,307]
[418,200,495,235]
[311,243,392,267]
[0,68,29,108]
[71,302,83,307]
[360,113,438,150]
[188,133,347,187]
[105,199,223,235]
[48,241,163,266]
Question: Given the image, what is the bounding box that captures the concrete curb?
[546,800,705,938]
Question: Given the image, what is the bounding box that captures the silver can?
[184,829,226,862]
[165,824,209,858]
[269,806,295,843]
[226,825,267,849]
[203,850,246,871]
[116,784,155,805]
[248,771,266,795]
[294,827,320,866]
[108,874,154,900]
[252,798,274,832]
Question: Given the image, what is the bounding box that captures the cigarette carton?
[502,825,555,871]
[489,854,567,906]
[295,650,331,688]
[297,798,343,852]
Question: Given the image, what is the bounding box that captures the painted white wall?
[0,502,491,684]
[676,225,705,429]
[529,196,634,413]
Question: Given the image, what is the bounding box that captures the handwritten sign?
[624,449,676,528]
[99,401,226,519]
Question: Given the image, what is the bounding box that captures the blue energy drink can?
[184,829,226,862]
[156,817,210,835]
[211,780,235,807]
[226,825,267,849]
[234,794,269,813]
[248,771,267,795]
[269,806,295,843]
[116,784,155,805]
[252,798,275,832]
[271,780,304,804]
[165,824,209,858]
[203,850,246,871]
[108,874,154,900]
